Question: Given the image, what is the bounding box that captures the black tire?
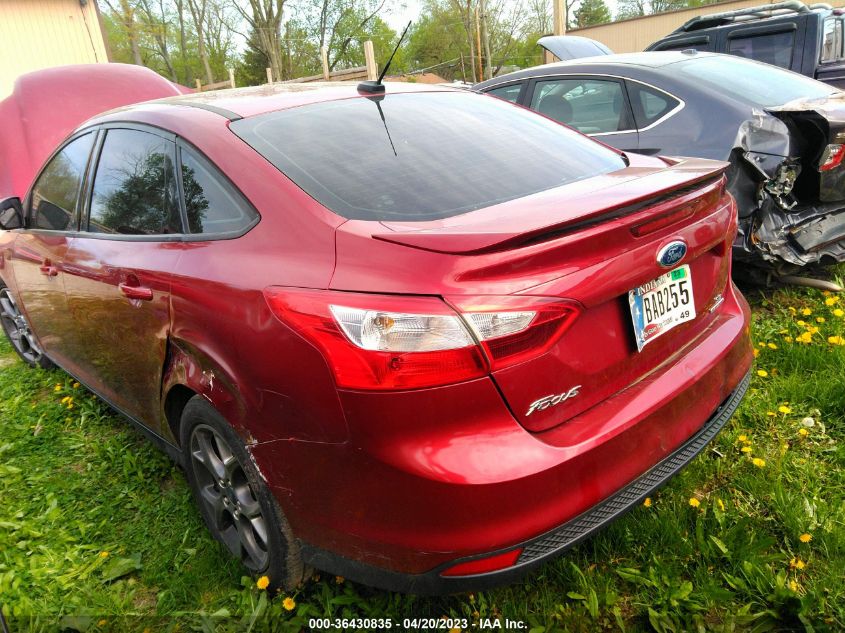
[180,396,307,590]
[0,282,54,369]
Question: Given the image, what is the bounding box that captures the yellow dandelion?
[789,579,799,592]
[779,405,792,414]
[335,575,345,584]
[98,620,107,627]
[799,428,809,437]
[825,296,839,306]
[835,308,845,317]
[785,336,794,343]
[753,348,760,358]
[54,384,62,392]
[788,306,797,313]
[817,317,826,323]
[717,498,726,511]
[796,320,806,326]
[99,551,109,558]
[61,396,70,404]
[758,341,767,348]
[73,382,80,389]
[767,342,778,349]
[756,369,768,377]
[802,308,812,316]
[828,335,845,346]
[799,533,812,543]
[256,575,270,590]
[767,411,777,416]
[752,457,766,468]
[738,434,747,442]
[808,326,820,334]
[282,596,296,611]
[643,497,652,507]
[688,497,701,508]
[796,332,813,344]
[741,446,752,453]
[790,557,806,570]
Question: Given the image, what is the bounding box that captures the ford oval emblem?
[657,241,687,268]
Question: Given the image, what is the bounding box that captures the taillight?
[819,144,845,171]
[263,288,581,390]
[448,295,581,371]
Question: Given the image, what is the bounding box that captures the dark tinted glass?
[673,55,834,107]
[487,83,523,103]
[89,129,180,235]
[180,148,258,235]
[629,83,680,128]
[530,79,633,134]
[727,30,794,68]
[231,92,626,221]
[29,133,95,231]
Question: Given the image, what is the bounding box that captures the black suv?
[647,1,845,88]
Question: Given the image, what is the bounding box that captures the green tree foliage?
[574,0,611,27]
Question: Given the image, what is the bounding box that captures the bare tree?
[232,0,286,82]
[103,0,144,65]
[136,0,178,80]
[188,0,216,84]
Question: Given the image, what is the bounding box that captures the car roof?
[474,51,717,90]
[144,81,459,120]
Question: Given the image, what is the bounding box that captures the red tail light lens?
[264,289,581,390]
[447,295,582,370]
[820,144,845,171]
[263,288,487,390]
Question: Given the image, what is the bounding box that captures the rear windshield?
[672,55,836,107]
[231,91,626,221]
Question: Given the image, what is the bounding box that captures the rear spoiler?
[372,158,728,255]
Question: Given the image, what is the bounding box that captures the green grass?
[1,282,843,633]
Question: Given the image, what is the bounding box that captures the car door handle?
[119,283,153,301]
[39,264,58,277]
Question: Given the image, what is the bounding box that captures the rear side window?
[486,83,523,103]
[628,83,681,128]
[232,92,626,221]
[179,147,258,235]
[727,30,795,68]
[29,133,95,231]
[821,17,843,62]
[88,129,180,235]
[529,78,633,134]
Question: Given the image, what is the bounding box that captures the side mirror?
[0,197,24,230]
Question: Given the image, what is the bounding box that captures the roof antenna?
[358,21,412,94]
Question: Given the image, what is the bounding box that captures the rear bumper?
[300,370,750,594]
[252,282,752,592]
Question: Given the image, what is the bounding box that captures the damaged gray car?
[475,51,845,282]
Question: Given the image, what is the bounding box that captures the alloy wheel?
[0,288,44,364]
[189,424,270,571]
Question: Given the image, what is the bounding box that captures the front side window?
[88,129,180,235]
[180,147,258,235]
[231,92,626,221]
[486,83,523,103]
[28,133,95,231]
[529,78,633,134]
[821,17,843,62]
[727,30,795,69]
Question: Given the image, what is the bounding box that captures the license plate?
[628,265,695,351]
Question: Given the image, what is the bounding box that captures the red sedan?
[0,82,752,593]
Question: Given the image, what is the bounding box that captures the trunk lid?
[333,156,735,433]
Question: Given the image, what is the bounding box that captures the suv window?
[529,78,633,134]
[821,17,843,62]
[628,83,680,128]
[486,83,523,103]
[231,92,626,222]
[29,133,95,231]
[180,147,258,235]
[88,129,180,235]
[727,30,795,68]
